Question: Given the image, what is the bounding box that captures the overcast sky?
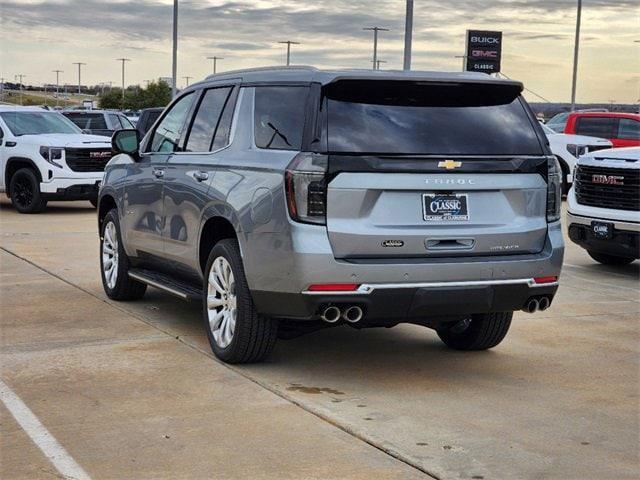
[1,0,638,103]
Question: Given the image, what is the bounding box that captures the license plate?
[591,221,613,239]
[423,193,469,221]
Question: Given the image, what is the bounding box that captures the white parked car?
[0,106,111,213]
[541,123,612,193]
[567,147,639,265]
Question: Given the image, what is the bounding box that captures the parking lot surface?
[1,199,639,480]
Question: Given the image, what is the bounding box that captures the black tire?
[100,209,147,300]
[89,198,98,208]
[587,250,635,266]
[9,168,47,213]
[203,239,278,364]
[437,312,513,351]
[558,158,570,196]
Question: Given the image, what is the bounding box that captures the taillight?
[285,152,328,225]
[547,156,562,222]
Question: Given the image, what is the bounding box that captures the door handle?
[152,168,165,178]
[193,170,209,182]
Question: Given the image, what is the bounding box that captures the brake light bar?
[533,276,558,284]
[307,283,360,292]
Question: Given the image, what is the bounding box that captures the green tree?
[98,81,171,110]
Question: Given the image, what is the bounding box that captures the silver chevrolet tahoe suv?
[98,67,564,364]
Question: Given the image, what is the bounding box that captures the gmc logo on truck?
[592,174,624,185]
[472,50,498,58]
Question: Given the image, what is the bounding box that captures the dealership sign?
[465,30,502,74]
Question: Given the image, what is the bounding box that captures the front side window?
[617,118,639,140]
[324,81,543,155]
[120,115,135,129]
[0,112,81,135]
[185,87,232,152]
[575,117,616,138]
[254,86,308,150]
[108,114,122,129]
[149,93,194,153]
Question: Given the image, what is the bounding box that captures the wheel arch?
[199,216,240,276]
[5,157,43,196]
[98,194,118,234]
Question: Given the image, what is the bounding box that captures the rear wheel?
[203,239,278,364]
[588,250,635,266]
[436,312,512,351]
[9,168,47,213]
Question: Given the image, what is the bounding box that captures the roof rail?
[205,65,318,81]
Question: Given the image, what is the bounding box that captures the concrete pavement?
[1,199,639,479]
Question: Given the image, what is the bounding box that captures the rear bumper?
[567,213,640,259]
[247,221,564,320]
[252,279,558,321]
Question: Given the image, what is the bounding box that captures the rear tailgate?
[327,171,547,258]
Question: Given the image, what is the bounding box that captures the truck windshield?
[324,80,543,156]
[0,112,81,136]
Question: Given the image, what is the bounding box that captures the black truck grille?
[575,165,640,211]
[65,148,112,172]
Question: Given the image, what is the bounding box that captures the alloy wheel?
[207,256,237,348]
[102,221,119,289]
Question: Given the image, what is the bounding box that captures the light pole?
[53,70,63,107]
[278,41,300,66]
[172,0,178,98]
[570,0,582,111]
[403,0,414,70]
[116,58,131,110]
[363,27,389,70]
[375,59,387,70]
[73,62,86,95]
[206,56,224,74]
[15,74,26,105]
[182,76,192,87]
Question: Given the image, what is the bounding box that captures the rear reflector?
[533,276,558,284]
[308,283,360,292]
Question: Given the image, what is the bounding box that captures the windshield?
[324,80,543,156]
[64,113,108,130]
[0,112,81,136]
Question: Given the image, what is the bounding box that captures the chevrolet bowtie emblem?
[438,160,462,170]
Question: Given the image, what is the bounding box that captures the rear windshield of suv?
[64,112,108,130]
[324,81,543,155]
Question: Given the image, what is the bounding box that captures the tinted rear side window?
[254,86,308,150]
[64,113,108,130]
[617,118,639,140]
[324,81,542,155]
[575,117,616,138]
[185,87,232,152]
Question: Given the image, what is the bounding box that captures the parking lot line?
[0,378,92,480]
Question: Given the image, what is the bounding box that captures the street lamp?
[116,58,131,110]
[570,0,582,111]
[403,0,414,70]
[72,62,86,95]
[363,27,389,70]
[15,74,26,105]
[278,41,300,66]
[206,56,224,75]
[172,0,178,98]
[53,70,63,107]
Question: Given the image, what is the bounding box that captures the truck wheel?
[203,239,278,364]
[588,251,635,266]
[100,209,147,300]
[9,168,47,213]
[436,312,512,351]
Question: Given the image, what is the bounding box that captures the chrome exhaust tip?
[525,298,539,313]
[320,306,341,323]
[538,297,550,311]
[342,306,363,323]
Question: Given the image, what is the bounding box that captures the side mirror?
[112,129,140,159]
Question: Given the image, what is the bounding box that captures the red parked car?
[564,112,640,148]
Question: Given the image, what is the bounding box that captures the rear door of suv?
[321,79,550,259]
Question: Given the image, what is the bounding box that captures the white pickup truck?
[0,106,111,213]
[567,147,640,265]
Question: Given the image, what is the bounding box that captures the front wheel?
[588,250,635,266]
[100,209,147,300]
[436,312,513,351]
[10,168,47,213]
[203,239,278,364]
